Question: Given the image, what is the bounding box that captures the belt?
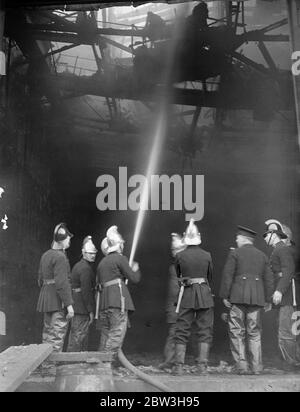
[102,279,125,313]
[72,288,81,293]
[103,279,122,288]
[43,279,55,285]
[188,278,206,285]
[175,277,206,314]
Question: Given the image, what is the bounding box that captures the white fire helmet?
[281,224,293,246]
[82,236,97,254]
[184,219,201,246]
[264,219,288,240]
[101,237,109,256]
[105,225,124,254]
[171,233,186,255]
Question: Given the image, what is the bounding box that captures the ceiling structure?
[4,0,190,9]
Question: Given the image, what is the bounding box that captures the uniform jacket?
[97,252,141,312]
[270,241,296,306]
[165,264,179,323]
[220,244,274,306]
[71,258,95,315]
[175,245,214,309]
[37,249,73,313]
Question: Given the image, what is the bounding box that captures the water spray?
[128,13,186,266]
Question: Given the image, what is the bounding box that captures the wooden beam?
[48,351,113,363]
[0,344,53,392]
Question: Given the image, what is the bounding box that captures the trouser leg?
[174,308,194,346]
[67,314,90,352]
[278,305,298,365]
[246,307,262,373]
[161,323,176,366]
[194,308,214,372]
[228,304,248,371]
[98,310,110,351]
[103,308,128,357]
[173,308,194,375]
[42,311,69,352]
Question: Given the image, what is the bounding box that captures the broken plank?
[49,351,112,363]
[0,344,53,392]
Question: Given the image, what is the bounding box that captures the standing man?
[173,219,214,375]
[67,236,97,352]
[96,225,141,360]
[159,233,186,370]
[37,223,74,353]
[220,226,274,375]
[263,220,299,368]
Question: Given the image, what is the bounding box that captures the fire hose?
[96,290,173,392]
[118,349,173,393]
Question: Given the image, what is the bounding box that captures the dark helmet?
[53,222,73,242]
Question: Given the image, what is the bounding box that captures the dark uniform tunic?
[166,264,180,324]
[67,258,96,352]
[97,252,141,312]
[37,249,73,313]
[71,258,95,315]
[220,244,274,306]
[175,245,214,309]
[269,241,295,306]
[96,252,141,355]
[220,244,274,373]
[269,241,298,365]
[174,245,214,346]
[36,248,73,352]
[161,264,180,367]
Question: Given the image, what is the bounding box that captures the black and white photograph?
[0,0,300,394]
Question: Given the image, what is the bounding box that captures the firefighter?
[37,223,74,353]
[144,11,167,43]
[159,233,186,370]
[67,236,97,352]
[263,219,300,368]
[172,219,214,375]
[220,226,274,374]
[96,225,141,359]
[187,2,209,30]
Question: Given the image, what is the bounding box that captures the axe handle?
[95,290,100,320]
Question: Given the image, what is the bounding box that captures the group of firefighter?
[36,217,299,375]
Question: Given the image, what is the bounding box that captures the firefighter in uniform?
[173,219,214,375]
[96,225,141,359]
[263,219,299,367]
[67,236,97,352]
[159,233,186,370]
[37,223,74,353]
[220,226,274,374]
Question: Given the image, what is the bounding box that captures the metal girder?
[258,41,277,73]
[50,72,290,110]
[4,0,206,9]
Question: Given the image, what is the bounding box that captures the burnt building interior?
[0,0,299,368]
